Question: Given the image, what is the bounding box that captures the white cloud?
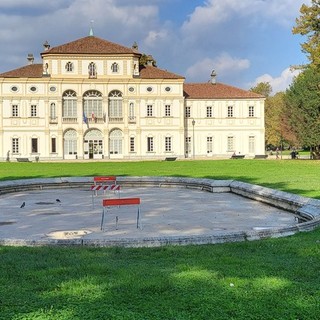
[182,0,310,33]
[186,53,250,82]
[251,68,301,94]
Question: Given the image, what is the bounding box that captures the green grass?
[1,159,320,319]
[1,159,319,197]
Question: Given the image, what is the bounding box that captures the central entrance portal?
[84,129,103,159]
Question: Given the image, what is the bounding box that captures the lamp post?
[192,119,195,159]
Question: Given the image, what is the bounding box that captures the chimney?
[146,55,154,66]
[27,53,34,65]
[43,40,50,51]
[132,41,138,52]
[210,69,217,84]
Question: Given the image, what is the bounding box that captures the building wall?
[0,54,265,161]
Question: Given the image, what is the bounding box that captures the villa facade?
[0,34,265,161]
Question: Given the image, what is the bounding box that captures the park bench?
[165,157,177,161]
[254,155,268,159]
[16,158,32,162]
[231,154,245,159]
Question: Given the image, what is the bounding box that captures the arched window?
[111,62,119,73]
[108,90,123,121]
[65,62,73,72]
[88,62,97,78]
[129,102,135,121]
[64,129,77,155]
[83,90,102,122]
[109,129,123,155]
[50,102,56,120]
[62,90,77,118]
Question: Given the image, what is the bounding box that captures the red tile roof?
[139,65,184,79]
[0,64,43,78]
[42,36,138,55]
[183,82,265,99]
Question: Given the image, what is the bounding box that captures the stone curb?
[1,176,320,247]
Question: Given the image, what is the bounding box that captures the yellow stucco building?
[0,33,265,161]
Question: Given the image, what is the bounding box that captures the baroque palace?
[0,32,265,161]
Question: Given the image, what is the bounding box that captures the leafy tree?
[293,0,320,68]
[285,67,320,158]
[249,82,295,149]
[250,82,272,97]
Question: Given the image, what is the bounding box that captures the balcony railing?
[62,117,78,123]
[109,117,124,123]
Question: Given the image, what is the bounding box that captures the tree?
[285,67,320,158]
[250,82,272,97]
[249,82,295,149]
[293,0,320,68]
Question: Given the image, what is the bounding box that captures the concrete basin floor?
[0,186,296,241]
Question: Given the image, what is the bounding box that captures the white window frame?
[165,136,172,152]
[227,136,234,152]
[147,137,154,152]
[12,138,19,154]
[249,106,255,117]
[31,105,37,117]
[147,105,153,117]
[12,104,19,117]
[207,136,213,153]
[165,104,171,117]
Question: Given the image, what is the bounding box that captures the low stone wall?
[1,176,320,247]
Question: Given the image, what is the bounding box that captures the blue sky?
[0,0,311,93]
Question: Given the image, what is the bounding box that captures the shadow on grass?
[1,233,320,319]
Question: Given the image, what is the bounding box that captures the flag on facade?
[83,112,89,128]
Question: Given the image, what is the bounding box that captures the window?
[50,103,56,120]
[109,129,123,155]
[206,106,212,118]
[88,62,97,78]
[108,90,123,120]
[31,105,37,117]
[129,102,135,121]
[31,138,38,153]
[207,137,213,153]
[83,90,103,121]
[249,136,255,153]
[65,62,73,72]
[186,136,191,155]
[165,86,171,92]
[249,106,254,117]
[165,105,171,117]
[227,106,233,117]
[185,106,191,118]
[227,136,234,152]
[111,62,119,73]
[130,137,135,152]
[147,86,153,92]
[147,105,153,117]
[165,137,172,152]
[64,129,77,155]
[147,137,154,152]
[12,138,19,154]
[12,105,19,117]
[63,90,77,118]
[51,137,57,153]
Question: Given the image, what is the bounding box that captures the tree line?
[250,0,320,159]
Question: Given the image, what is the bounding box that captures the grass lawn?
[1,159,320,319]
